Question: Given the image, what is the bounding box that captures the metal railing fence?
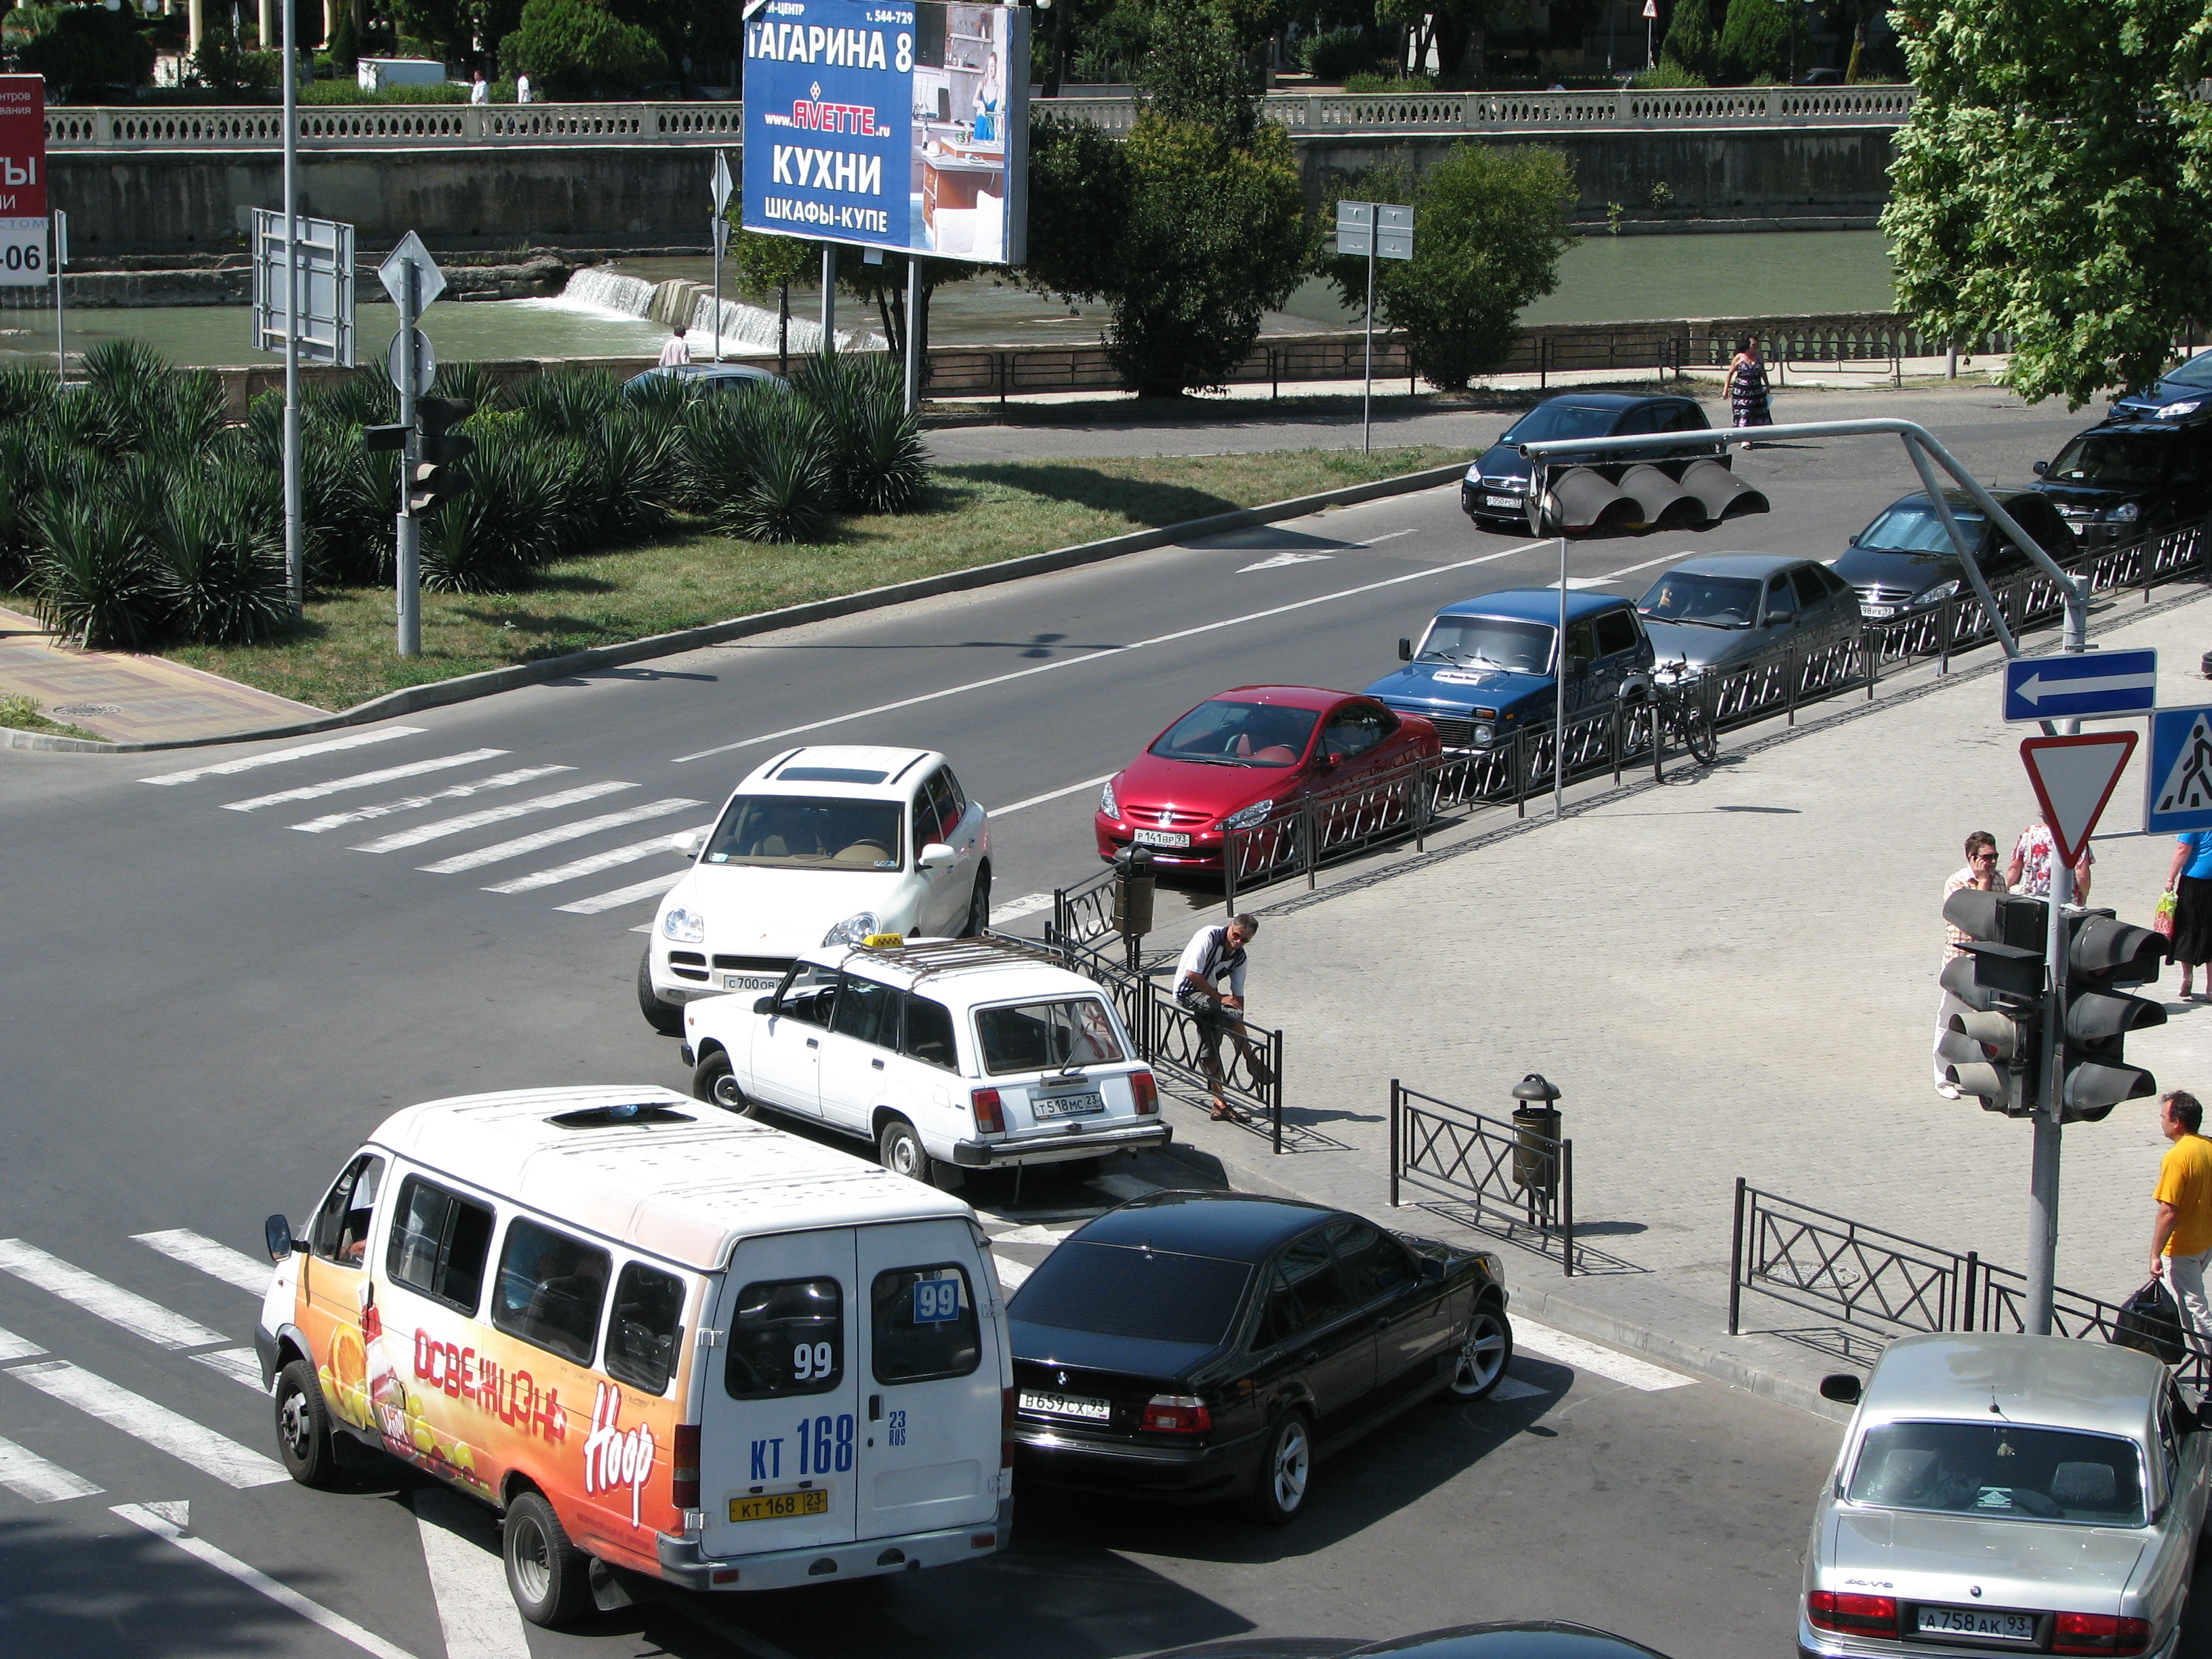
[1729,1181,2212,1388]
[1389,1081,1575,1274]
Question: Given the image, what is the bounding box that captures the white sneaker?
[1936,1084,1963,1099]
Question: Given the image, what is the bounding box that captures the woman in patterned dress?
[1727,334,1771,443]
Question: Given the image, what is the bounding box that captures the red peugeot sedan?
[1094,687,1442,872]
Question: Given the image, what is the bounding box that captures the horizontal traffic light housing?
[2067,987,2167,1046]
[1943,890,2047,950]
[363,423,409,451]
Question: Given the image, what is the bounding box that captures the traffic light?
[407,396,476,513]
[363,424,408,452]
[2057,910,2167,1122]
[1939,890,2048,1115]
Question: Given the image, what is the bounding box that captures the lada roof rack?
[853,934,1069,986]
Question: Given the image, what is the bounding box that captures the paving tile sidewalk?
[1137,582,2212,1416]
[0,605,325,747]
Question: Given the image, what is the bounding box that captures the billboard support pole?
[281,0,303,621]
[903,256,921,416]
[50,209,64,388]
[820,243,836,356]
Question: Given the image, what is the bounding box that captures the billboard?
[0,74,47,287]
[741,0,1029,265]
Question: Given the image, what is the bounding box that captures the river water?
[0,230,1893,370]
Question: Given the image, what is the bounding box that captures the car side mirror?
[918,842,956,870]
[1319,751,1342,769]
[753,996,777,1016]
[676,827,707,859]
[264,1214,296,1263]
[2033,459,2048,476]
[1398,637,1413,663]
[1818,1373,1862,1405]
[1420,1254,1446,1282]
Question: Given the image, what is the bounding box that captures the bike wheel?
[1681,700,1718,766]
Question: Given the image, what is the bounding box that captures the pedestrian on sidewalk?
[1936,830,2006,1098]
[1176,914,1271,1122]
[515,72,531,104]
[658,326,692,368]
[470,70,488,104]
[2164,832,2212,999]
[2152,1090,2212,1348]
[1727,335,1771,445]
[2009,815,2093,903]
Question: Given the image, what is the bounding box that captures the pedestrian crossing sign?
[2147,704,2212,832]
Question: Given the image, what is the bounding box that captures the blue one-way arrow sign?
[2002,649,2158,722]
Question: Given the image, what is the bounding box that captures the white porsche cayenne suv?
[638,745,991,1034]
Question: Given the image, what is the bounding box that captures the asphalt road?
[0,386,2105,1658]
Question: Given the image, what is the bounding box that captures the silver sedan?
[1801,1333,2211,1659]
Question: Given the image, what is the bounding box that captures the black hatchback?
[1006,1192,1510,1524]
[2031,421,2212,548]
[1462,392,1723,529]
[1831,488,2074,621]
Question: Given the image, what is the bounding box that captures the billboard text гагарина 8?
[742,0,1029,265]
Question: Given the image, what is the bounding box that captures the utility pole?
[395,261,419,659]
[281,0,303,620]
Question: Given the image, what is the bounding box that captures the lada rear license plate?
[1915,1607,2036,1642]
[729,1489,830,1523]
[1132,830,1190,848]
[1035,1091,1104,1119]
[1020,1391,1111,1421]
[722,972,779,991]
[1486,493,1521,508]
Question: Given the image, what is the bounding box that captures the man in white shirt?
[1176,914,1269,1120]
[657,326,691,368]
[470,71,488,104]
[515,72,531,104]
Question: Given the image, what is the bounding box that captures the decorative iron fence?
[1389,1081,1575,1275]
[1729,1181,2211,1388]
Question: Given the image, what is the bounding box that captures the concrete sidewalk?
[1141,580,2212,1416]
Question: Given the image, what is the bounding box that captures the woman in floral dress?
[1727,333,1771,442]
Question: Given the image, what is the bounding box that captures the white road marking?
[349,779,634,853]
[417,796,703,875]
[113,1502,422,1659]
[291,764,574,833]
[0,1239,227,1350]
[670,539,1552,764]
[1488,1375,1551,1402]
[0,1324,46,1361]
[11,1364,287,1487]
[995,1256,1036,1294]
[555,869,689,914]
[1513,1322,1693,1392]
[0,1434,102,1502]
[1238,551,1334,572]
[411,1486,534,1659]
[989,891,1057,924]
[483,823,710,895]
[1357,529,1418,546]
[992,774,1115,816]
[1599,550,1686,582]
[131,1229,271,1295]
[223,750,509,812]
[989,1223,1078,1248]
[138,726,424,785]
[1543,577,1617,590]
[192,1349,272,1392]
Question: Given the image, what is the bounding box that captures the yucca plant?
[793,354,926,513]
[0,365,58,429]
[418,425,571,593]
[582,410,682,545]
[708,391,832,545]
[510,367,621,443]
[620,367,691,430]
[29,492,161,650]
[151,462,290,644]
[306,367,399,429]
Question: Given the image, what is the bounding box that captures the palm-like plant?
[150,462,290,644]
[29,492,159,650]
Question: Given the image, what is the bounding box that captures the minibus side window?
[871,1265,980,1384]
[604,1261,686,1396]
[384,1175,495,1313]
[491,1217,611,1367]
[726,1277,843,1399]
[311,1153,386,1267]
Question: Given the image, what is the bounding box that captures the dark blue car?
[1364,589,1656,751]
[2104,350,2212,426]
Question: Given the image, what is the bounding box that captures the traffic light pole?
[395,263,420,659]
[2028,855,2070,1336]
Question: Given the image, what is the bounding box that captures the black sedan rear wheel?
[1243,1410,1312,1525]
[1448,1303,1513,1399]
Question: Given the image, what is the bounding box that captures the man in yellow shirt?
[2151,1090,2212,1345]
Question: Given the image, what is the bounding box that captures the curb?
[0,461,1470,756]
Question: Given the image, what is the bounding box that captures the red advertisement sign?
[0,75,45,219]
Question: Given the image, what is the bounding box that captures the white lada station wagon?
[640,746,991,1036]
[682,938,1173,1190]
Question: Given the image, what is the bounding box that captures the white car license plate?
[1486,493,1521,508]
[1020,1391,1111,1422]
[1132,829,1190,848]
[1033,1091,1104,1120]
[1862,604,1896,619]
[1916,1607,2035,1642]
[722,972,779,991]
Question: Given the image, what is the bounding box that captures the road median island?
[3,448,1466,755]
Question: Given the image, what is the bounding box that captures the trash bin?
[1113,846,1155,939]
[1509,1073,1561,1196]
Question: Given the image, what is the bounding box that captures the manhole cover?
[50,703,121,717]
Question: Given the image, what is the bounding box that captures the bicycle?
[1650,665,1718,767]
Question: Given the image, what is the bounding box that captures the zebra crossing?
[138,728,715,928]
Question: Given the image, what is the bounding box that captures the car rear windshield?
[1856,504,1984,554]
[1500,403,1618,445]
[2046,433,2179,488]
[1010,1242,1252,1347]
[1846,1420,2145,1527]
[703,796,903,869]
[1148,701,1320,769]
[1638,573,1761,628]
[975,998,1126,1075]
[1418,615,1553,674]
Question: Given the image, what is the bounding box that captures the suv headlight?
[2159,401,2202,420]
[822,911,881,947]
[1918,579,1962,605]
[661,906,706,943]
[1100,777,1120,820]
[1221,799,1275,832]
[1469,721,1494,745]
[2105,501,2142,523]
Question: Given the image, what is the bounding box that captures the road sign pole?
[282,0,302,621]
[396,262,420,659]
[820,243,836,357]
[50,209,64,388]
[1362,236,1375,454]
[2028,855,2070,1336]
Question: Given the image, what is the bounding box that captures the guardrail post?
[1302,801,1317,890]
[1271,1029,1285,1154]
[1561,1137,1574,1277]
[1963,1250,1978,1331]
[1785,643,1799,726]
[1412,759,1428,851]
[1513,729,1527,819]
[1612,702,1624,785]
[1223,831,1238,917]
[1938,596,1952,675]
[1389,1079,1401,1205]
[1729,1176,1746,1334]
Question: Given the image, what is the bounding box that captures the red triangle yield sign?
[2021,732,2139,869]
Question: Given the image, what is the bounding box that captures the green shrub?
[570,410,681,546]
[298,79,476,103]
[1634,58,1710,88]
[1717,0,1792,83]
[29,493,159,650]
[686,390,832,545]
[510,367,619,442]
[190,27,278,95]
[431,359,506,415]
[419,424,571,592]
[1301,27,1379,83]
[19,5,156,89]
[500,0,665,98]
[151,462,290,644]
[1345,70,1435,94]
[794,355,926,514]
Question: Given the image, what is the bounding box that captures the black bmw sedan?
[1006,1192,1511,1525]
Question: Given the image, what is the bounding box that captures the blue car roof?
[1437,588,1633,626]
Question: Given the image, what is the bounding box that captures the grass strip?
[0,693,112,743]
[171,448,1458,713]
